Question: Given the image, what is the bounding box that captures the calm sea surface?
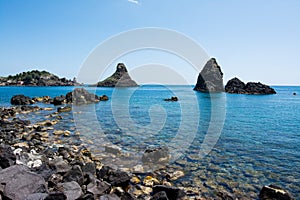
[0,85,299,198]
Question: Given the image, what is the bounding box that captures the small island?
[96,63,138,87]
[0,70,79,86]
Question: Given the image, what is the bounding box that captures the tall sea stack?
[97,63,138,87]
[194,58,224,92]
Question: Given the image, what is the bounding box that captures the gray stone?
[58,181,83,200]
[0,165,47,200]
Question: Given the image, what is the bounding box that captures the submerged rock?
[97,63,138,87]
[142,146,170,164]
[259,185,295,200]
[11,94,34,105]
[194,58,224,92]
[225,77,276,95]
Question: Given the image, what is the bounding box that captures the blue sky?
[0,0,299,85]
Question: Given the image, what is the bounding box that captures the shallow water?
[1,85,299,198]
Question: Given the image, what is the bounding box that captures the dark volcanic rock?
[194,58,224,92]
[66,88,99,104]
[53,95,66,105]
[150,191,169,200]
[97,63,138,87]
[259,185,295,200]
[153,185,185,200]
[0,145,16,169]
[164,97,178,102]
[225,77,276,95]
[11,94,34,105]
[0,165,47,200]
[97,166,131,187]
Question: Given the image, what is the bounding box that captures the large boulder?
[225,77,276,94]
[152,185,186,200]
[97,63,138,87]
[66,88,99,105]
[11,94,34,105]
[194,58,224,92]
[0,165,47,200]
[259,185,295,200]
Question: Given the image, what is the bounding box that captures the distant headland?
[0,70,79,86]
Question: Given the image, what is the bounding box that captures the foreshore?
[0,91,296,200]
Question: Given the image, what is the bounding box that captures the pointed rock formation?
[194,58,224,92]
[97,63,138,87]
[225,77,276,95]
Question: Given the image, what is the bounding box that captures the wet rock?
[0,144,16,169]
[225,77,276,94]
[52,95,66,105]
[0,165,47,200]
[163,97,178,102]
[76,193,94,200]
[63,165,84,185]
[194,58,224,92]
[57,106,72,113]
[293,92,296,95]
[142,147,170,164]
[99,95,109,101]
[259,185,295,200]
[216,191,235,200]
[150,191,169,200]
[97,63,138,87]
[166,171,184,181]
[105,145,121,155]
[48,173,63,187]
[66,88,99,105]
[11,94,34,105]
[143,176,160,187]
[58,181,83,200]
[153,185,186,200]
[97,166,131,187]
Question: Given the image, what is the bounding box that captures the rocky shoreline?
[0,89,295,200]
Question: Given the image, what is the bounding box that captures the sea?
[0,85,299,198]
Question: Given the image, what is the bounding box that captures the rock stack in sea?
[225,77,276,95]
[97,63,138,87]
[194,58,224,92]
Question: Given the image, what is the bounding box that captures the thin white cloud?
[127,0,140,5]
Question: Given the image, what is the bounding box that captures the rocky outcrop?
[225,77,276,95]
[194,58,224,92]
[259,185,295,200]
[164,96,178,102]
[97,63,138,87]
[11,94,34,105]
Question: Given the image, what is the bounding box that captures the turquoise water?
[0,85,299,198]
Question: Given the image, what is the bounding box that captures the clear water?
[0,85,299,198]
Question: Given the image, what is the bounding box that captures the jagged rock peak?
[194,58,224,92]
[97,63,138,87]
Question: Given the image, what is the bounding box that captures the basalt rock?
[194,58,224,92]
[97,63,138,87]
[225,77,276,95]
[66,88,99,104]
[0,165,47,200]
[259,185,295,200]
[11,94,34,105]
[0,145,16,169]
